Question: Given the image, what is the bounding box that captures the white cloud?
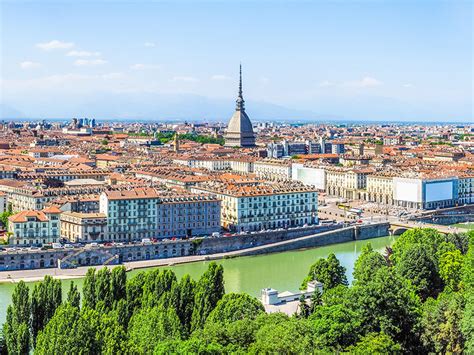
[130,63,161,70]
[144,42,156,47]
[344,76,382,88]
[74,59,108,66]
[171,76,198,82]
[211,74,232,81]
[19,61,41,69]
[403,83,414,88]
[36,40,74,50]
[66,50,101,57]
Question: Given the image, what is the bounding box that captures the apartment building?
[366,174,395,205]
[458,175,474,205]
[191,181,318,232]
[325,168,371,200]
[99,187,221,241]
[60,212,107,243]
[254,160,292,181]
[8,206,61,246]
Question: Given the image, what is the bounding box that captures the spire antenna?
[236,63,245,111]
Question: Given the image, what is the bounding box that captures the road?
[0,226,356,283]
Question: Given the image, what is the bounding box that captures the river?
[0,235,396,323]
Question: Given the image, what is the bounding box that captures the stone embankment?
[0,223,390,282]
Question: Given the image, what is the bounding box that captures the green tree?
[3,281,30,355]
[462,293,474,353]
[176,274,195,335]
[67,281,81,308]
[347,332,401,354]
[142,269,177,308]
[249,317,315,353]
[30,275,62,342]
[191,262,225,331]
[298,295,310,318]
[353,243,387,284]
[309,288,323,314]
[395,244,442,300]
[95,268,113,310]
[310,304,361,350]
[82,268,96,309]
[34,305,100,355]
[348,267,423,352]
[110,266,127,303]
[126,272,146,321]
[206,293,264,325]
[128,305,182,353]
[421,291,465,353]
[391,228,445,265]
[439,249,464,291]
[301,253,347,290]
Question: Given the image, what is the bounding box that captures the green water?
[0,235,396,323]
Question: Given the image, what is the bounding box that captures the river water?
[0,235,396,323]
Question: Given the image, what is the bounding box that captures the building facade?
[191,181,318,232]
[99,187,221,241]
[60,212,107,243]
[8,207,61,246]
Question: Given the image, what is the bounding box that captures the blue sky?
[0,0,472,121]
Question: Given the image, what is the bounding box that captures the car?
[141,238,152,245]
[211,232,221,238]
[52,243,63,249]
[64,244,74,249]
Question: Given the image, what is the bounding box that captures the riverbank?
[0,235,398,325]
[0,224,389,283]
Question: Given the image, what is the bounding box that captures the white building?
[191,181,317,232]
[60,212,107,243]
[254,160,292,181]
[393,176,459,210]
[8,206,61,246]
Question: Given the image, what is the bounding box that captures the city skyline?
[1,0,472,122]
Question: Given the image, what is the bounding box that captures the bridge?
[389,220,463,236]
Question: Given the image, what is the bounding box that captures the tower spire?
[236,63,245,111]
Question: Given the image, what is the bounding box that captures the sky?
[0,0,472,122]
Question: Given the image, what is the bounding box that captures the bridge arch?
[391,227,408,236]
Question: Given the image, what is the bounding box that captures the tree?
[191,262,225,331]
[142,269,177,308]
[249,317,315,353]
[421,291,465,353]
[128,305,182,353]
[462,293,474,353]
[206,293,264,325]
[391,228,445,265]
[110,266,127,303]
[395,244,442,300]
[3,281,30,355]
[347,332,401,354]
[309,288,323,314]
[310,304,361,350]
[67,281,81,308]
[34,305,100,354]
[348,267,423,352]
[439,250,464,291]
[353,243,387,284]
[301,253,347,290]
[30,275,62,342]
[176,274,195,335]
[95,268,113,310]
[82,268,96,309]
